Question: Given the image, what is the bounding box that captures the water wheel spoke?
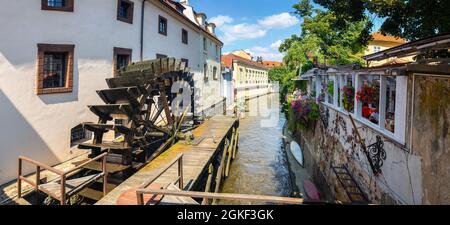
[159,87,174,127]
[148,136,175,162]
[151,105,164,124]
[173,103,191,138]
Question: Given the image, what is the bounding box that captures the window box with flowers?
[341,85,355,112]
[357,83,380,124]
[287,97,320,131]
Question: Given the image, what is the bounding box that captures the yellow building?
[222,53,270,101]
[365,32,413,67]
[230,50,253,60]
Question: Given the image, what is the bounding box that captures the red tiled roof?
[371,32,407,44]
[262,61,283,68]
[222,54,268,70]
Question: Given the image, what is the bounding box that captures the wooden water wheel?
[76,58,194,179]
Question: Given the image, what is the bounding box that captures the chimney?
[196,13,207,27]
[206,23,216,34]
[179,0,189,5]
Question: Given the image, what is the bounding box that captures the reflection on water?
[220,94,293,204]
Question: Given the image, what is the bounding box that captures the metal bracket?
[366,135,386,175]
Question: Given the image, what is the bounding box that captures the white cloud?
[258,13,299,29]
[270,40,283,50]
[250,46,270,52]
[212,12,298,44]
[246,46,284,61]
[221,23,267,43]
[209,15,234,27]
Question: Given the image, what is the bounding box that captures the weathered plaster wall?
[296,105,423,204]
[0,0,223,185]
[411,74,450,204]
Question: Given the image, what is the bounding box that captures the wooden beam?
[137,189,304,205]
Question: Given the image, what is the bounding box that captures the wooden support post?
[35,166,40,204]
[178,156,184,190]
[202,164,214,205]
[17,158,22,199]
[212,139,230,205]
[102,156,107,196]
[223,97,227,116]
[137,192,144,205]
[225,128,235,177]
[60,175,66,205]
[232,128,239,159]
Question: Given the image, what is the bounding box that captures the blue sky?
[189,0,383,62]
[190,0,302,61]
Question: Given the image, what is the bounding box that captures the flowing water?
[219,93,295,204]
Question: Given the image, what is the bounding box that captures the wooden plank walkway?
[96,116,238,205]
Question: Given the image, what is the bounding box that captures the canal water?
[219,94,296,204]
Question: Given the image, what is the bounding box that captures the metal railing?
[17,152,108,205]
[136,154,184,205]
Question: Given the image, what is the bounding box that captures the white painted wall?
[196,33,223,114]
[0,0,223,184]
[231,61,270,101]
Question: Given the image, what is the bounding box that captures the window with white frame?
[356,74,380,125]
[316,73,406,143]
[326,76,334,104]
[338,74,355,112]
[383,76,396,133]
[318,75,327,102]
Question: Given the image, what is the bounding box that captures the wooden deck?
[0,153,90,205]
[96,116,238,205]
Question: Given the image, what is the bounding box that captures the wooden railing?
[135,189,305,205]
[134,150,305,205]
[136,154,184,205]
[17,152,108,205]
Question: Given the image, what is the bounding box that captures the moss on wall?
[414,75,450,204]
[418,77,450,134]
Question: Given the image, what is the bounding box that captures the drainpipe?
[140,0,146,61]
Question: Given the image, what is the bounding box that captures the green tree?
[314,0,450,41]
[281,0,367,68]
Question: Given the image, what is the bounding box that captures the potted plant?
[356,84,379,105]
[289,97,320,130]
[342,85,355,112]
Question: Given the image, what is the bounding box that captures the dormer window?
[374,45,382,53]
[41,0,74,12]
[176,5,184,13]
[117,0,134,24]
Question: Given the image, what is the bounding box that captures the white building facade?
[221,53,271,105]
[0,0,223,184]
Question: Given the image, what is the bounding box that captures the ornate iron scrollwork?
[366,135,386,175]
